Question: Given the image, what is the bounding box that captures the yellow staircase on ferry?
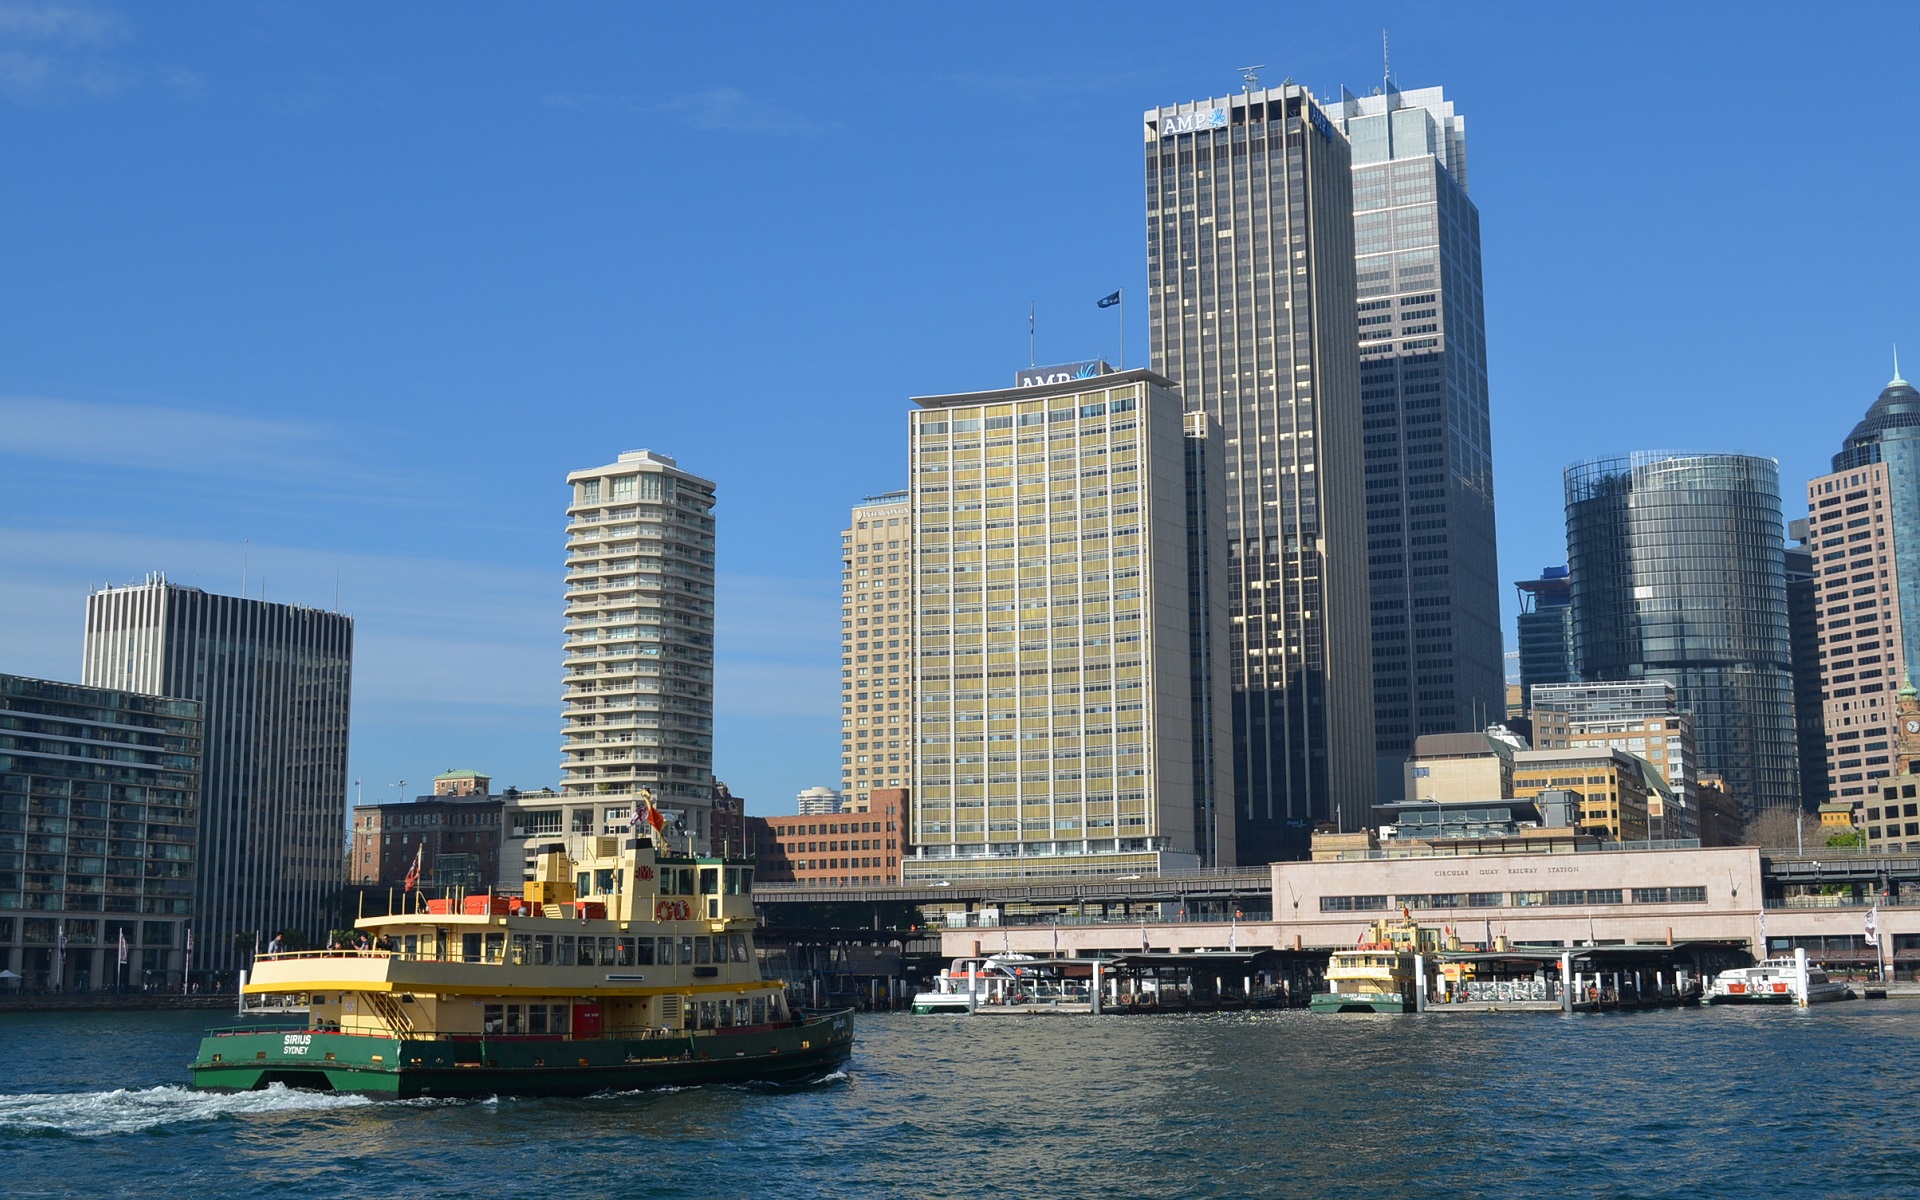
[363,990,415,1036]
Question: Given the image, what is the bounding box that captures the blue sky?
[1,2,1916,816]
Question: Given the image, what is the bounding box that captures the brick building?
[751,789,906,887]
[351,770,504,891]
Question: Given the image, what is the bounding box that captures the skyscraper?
[1564,453,1799,819]
[559,450,717,844]
[1325,84,1502,802]
[1514,566,1575,709]
[1804,364,1920,805]
[1145,82,1373,861]
[83,576,352,972]
[905,369,1230,880]
[839,491,912,812]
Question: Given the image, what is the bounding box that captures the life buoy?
[655,899,689,922]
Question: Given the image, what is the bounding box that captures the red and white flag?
[404,843,424,892]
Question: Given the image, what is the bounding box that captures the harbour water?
[4,1006,1919,1198]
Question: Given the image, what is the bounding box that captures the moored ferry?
[1707,954,1852,1006]
[190,836,852,1097]
[1310,915,1443,1014]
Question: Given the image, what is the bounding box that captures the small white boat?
[911,954,1084,1013]
[1708,953,1851,1006]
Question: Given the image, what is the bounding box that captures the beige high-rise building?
[905,368,1231,881]
[840,491,912,813]
[558,450,717,847]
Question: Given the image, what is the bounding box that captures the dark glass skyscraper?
[1514,566,1575,709]
[1565,453,1799,818]
[83,577,353,973]
[1326,84,1502,801]
[1145,84,1373,861]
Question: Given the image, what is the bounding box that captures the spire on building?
[1893,343,1907,389]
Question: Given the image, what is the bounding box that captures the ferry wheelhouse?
[190,836,852,1097]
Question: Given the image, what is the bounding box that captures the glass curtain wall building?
[560,451,718,846]
[1144,83,1373,861]
[905,370,1230,880]
[83,577,352,974]
[0,674,202,992]
[1564,453,1799,818]
[1804,365,1920,803]
[1326,84,1502,802]
[1514,567,1575,709]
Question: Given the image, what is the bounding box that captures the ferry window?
[738,867,753,892]
[678,936,694,965]
[533,935,553,965]
[717,998,735,1027]
[403,934,419,958]
[752,996,767,1025]
[578,937,596,966]
[484,933,504,962]
[729,934,748,963]
[528,1005,549,1035]
[557,937,576,966]
[462,933,483,963]
[698,999,717,1029]
[635,937,655,966]
[601,936,619,965]
[576,872,591,896]
[549,1004,569,1034]
[595,869,617,894]
[483,1004,504,1034]
[511,934,530,965]
[700,867,720,895]
[505,1005,523,1035]
[695,937,712,965]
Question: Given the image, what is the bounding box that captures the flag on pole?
[404,842,423,892]
[627,804,642,836]
[1865,904,1880,942]
[1140,923,1149,952]
[117,928,128,967]
[643,787,666,833]
[1096,289,1122,308]
[1228,919,1238,951]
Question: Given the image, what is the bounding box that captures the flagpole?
[1119,288,1125,370]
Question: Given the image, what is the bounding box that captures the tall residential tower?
[840,490,912,812]
[1326,84,1502,802]
[1145,83,1373,861]
[559,451,717,845]
[84,577,352,972]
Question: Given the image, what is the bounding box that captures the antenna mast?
[1238,63,1265,92]
[1383,30,1391,94]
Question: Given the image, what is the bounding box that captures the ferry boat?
[1707,955,1851,1006]
[189,837,853,1097]
[1310,915,1443,1014]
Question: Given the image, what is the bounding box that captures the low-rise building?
[351,778,504,892]
[751,790,906,887]
[1511,747,1653,843]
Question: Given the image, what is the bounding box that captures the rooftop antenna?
[1238,63,1265,91]
[1896,343,1908,387]
[1383,29,1392,94]
[1029,302,1035,367]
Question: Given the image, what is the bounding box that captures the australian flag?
[1097,289,1121,308]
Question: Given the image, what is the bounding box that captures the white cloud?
[0,2,197,104]
[0,394,327,476]
[0,2,128,46]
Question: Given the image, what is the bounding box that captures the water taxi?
[189,837,853,1097]
[910,954,1086,1013]
[1707,954,1852,1006]
[1310,915,1443,1014]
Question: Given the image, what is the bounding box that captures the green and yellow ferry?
[1309,915,1443,1014]
[190,837,852,1097]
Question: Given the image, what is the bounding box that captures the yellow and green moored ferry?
[1310,915,1442,1014]
[190,837,852,1097]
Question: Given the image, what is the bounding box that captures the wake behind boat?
[189,836,852,1097]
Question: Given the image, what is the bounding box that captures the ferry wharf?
[1421,942,1745,1014]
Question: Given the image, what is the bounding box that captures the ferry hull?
[1310,990,1414,1014]
[190,1010,853,1099]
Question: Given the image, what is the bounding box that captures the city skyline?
[0,5,1916,814]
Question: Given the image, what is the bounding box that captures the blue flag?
[1097,290,1121,308]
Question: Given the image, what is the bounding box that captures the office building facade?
[1145,83,1373,860]
[559,450,718,847]
[840,491,912,812]
[1805,366,1920,804]
[749,790,907,887]
[1782,532,1830,807]
[0,674,202,991]
[1564,453,1799,819]
[906,369,1229,880]
[1326,84,1502,802]
[83,577,351,973]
